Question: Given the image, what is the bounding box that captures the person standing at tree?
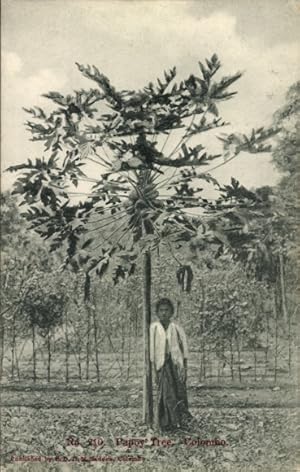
[150,298,193,431]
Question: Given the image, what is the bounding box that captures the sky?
[2,0,300,192]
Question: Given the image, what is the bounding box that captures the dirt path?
[1,405,298,472]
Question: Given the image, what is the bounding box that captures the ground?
[1,383,298,471]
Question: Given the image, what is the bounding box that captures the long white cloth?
[150,321,188,375]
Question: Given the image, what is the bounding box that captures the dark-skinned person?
[150,297,193,432]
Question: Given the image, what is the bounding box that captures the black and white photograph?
[1,1,299,471]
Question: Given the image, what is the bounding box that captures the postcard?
[1,1,299,471]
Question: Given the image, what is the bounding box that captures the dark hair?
[155,298,174,314]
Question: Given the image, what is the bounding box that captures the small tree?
[8,55,277,423]
[272,82,299,331]
[1,193,62,380]
[21,275,65,382]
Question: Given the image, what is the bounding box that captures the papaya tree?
[7,55,278,424]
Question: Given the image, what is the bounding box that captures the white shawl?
[150,321,188,376]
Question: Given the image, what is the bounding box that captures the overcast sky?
[2,0,299,192]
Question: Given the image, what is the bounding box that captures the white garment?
[150,321,188,373]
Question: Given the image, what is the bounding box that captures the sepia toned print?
[1,0,299,471]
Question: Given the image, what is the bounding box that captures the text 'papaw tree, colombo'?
[8,55,278,424]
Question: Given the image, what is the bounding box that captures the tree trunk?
[252,299,258,382]
[121,318,125,369]
[221,340,225,380]
[47,330,51,383]
[265,309,269,377]
[32,325,37,383]
[279,253,288,324]
[92,308,100,383]
[229,338,234,380]
[64,311,70,383]
[253,335,257,382]
[78,355,82,380]
[70,326,83,380]
[105,329,123,375]
[208,350,212,382]
[86,306,91,381]
[273,287,279,383]
[217,355,221,382]
[198,347,202,381]
[288,308,291,375]
[1,272,10,381]
[199,282,206,381]
[0,312,5,381]
[127,317,132,381]
[15,339,27,382]
[15,348,21,381]
[288,305,297,375]
[135,305,139,377]
[142,250,153,426]
[201,337,206,380]
[235,334,242,383]
[11,310,16,379]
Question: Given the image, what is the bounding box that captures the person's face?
[157,303,173,325]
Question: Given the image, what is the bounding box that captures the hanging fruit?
[176,265,193,293]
